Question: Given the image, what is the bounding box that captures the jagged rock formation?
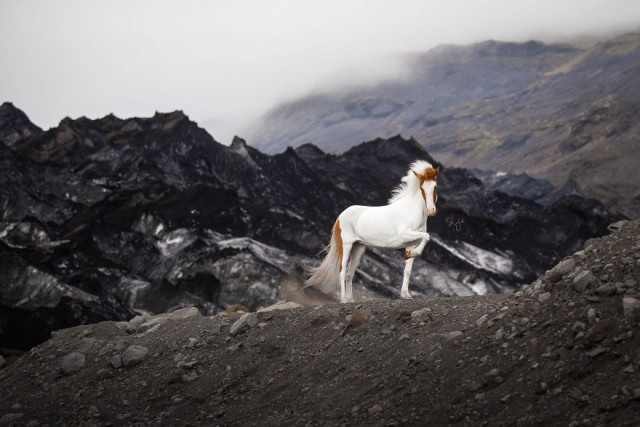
[0,221,638,426]
[0,104,620,350]
[246,33,640,217]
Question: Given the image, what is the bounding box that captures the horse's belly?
[348,207,423,249]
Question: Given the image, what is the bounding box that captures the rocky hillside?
[0,220,638,426]
[247,33,640,218]
[0,104,619,351]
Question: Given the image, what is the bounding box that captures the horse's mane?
[388,160,433,204]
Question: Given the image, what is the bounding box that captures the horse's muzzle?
[427,207,437,217]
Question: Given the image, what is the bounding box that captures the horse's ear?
[436,166,440,176]
[412,170,421,179]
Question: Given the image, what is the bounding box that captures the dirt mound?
[1,221,639,426]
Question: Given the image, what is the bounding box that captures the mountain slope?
[0,105,620,350]
[247,33,640,217]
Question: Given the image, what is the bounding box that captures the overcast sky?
[1,0,639,143]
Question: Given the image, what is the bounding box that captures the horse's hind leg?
[339,242,353,303]
[345,244,365,302]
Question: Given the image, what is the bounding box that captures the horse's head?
[413,165,440,217]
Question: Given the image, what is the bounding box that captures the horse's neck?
[391,191,426,218]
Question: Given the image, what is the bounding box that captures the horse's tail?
[303,219,343,293]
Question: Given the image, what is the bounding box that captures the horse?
[305,160,439,302]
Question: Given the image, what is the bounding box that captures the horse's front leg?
[403,231,430,259]
[400,256,414,299]
[400,231,430,299]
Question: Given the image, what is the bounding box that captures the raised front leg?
[403,232,430,259]
[400,257,414,299]
[401,232,430,299]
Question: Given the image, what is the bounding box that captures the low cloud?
[1,0,639,143]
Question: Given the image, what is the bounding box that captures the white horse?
[306,160,439,302]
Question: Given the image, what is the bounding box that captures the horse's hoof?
[400,293,413,300]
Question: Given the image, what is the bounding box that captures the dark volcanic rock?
[469,169,555,202]
[0,106,621,350]
[0,102,42,148]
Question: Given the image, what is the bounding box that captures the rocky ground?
[0,220,639,426]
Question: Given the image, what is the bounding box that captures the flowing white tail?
[304,219,343,293]
[305,160,439,302]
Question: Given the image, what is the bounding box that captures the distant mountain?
[0,104,620,350]
[246,33,640,218]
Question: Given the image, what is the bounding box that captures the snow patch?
[432,237,513,276]
[156,229,197,257]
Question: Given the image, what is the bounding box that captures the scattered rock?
[59,352,85,375]
[125,315,147,334]
[178,360,198,369]
[585,347,607,358]
[410,308,431,321]
[440,331,463,342]
[138,317,169,333]
[229,313,259,336]
[168,306,201,319]
[96,368,112,379]
[226,304,250,313]
[573,271,595,292]
[547,258,576,282]
[115,321,128,331]
[349,310,370,327]
[594,284,616,296]
[182,371,198,382]
[538,292,551,303]
[368,404,383,415]
[0,413,23,425]
[97,342,115,356]
[607,220,628,232]
[475,314,489,327]
[258,302,302,312]
[110,355,123,369]
[583,319,612,348]
[122,345,149,367]
[572,321,586,332]
[622,297,640,321]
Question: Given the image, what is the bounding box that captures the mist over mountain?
[0,104,620,351]
[246,33,640,218]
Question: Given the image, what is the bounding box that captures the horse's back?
[338,204,397,240]
[338,204,388,226]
